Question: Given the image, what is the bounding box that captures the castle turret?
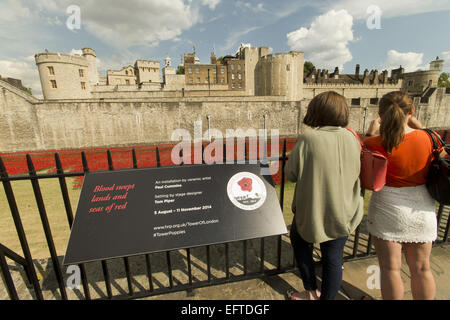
[162,55,175,84]
[255,50,304,100]
[35,50,92,99]
[429,56,444,72]
[82,48,99,85]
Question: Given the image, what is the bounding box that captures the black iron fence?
[0,137,449,300]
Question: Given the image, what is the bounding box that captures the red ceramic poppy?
[238,177,252,192]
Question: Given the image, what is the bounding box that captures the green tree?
[438,72,450,87]
[304,61,315,75]
[21,87,32,95]
[176,65,185,75]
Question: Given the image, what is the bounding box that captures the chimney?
[355,64,360,77]
[381,70,387,83]
[332,67,339,79]
[373,70,379,85]
[362,69,370,84]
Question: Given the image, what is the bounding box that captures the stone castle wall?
[1,81,449,153]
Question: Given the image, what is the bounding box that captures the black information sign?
[63,163,287,265]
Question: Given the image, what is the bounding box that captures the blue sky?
[0,0,449,97]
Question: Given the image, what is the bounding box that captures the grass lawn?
[0,175,82,259]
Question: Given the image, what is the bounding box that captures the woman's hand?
[366,117,381,136]
[407,116,424,129]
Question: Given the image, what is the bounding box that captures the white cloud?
[442,51,450,71]
[287,9,354,70]
[0,58,43,98]
[220,26,261,53]
[0,0,32,22]
[69,49,83,56]
[326,0,450,19]
[202,0,221,10]
[236,1,267,13]
[33,0,217,48]
[383,50,427,72]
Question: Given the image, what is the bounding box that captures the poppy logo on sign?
[227,172,267,211]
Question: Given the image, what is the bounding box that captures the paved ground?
[2,240,449,300]
[142,244,450,300]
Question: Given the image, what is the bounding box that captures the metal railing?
[0,136,449,300]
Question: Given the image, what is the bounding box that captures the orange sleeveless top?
[364,130,438,188]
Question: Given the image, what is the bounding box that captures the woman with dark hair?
[364,91,442,300]
[285,91,364,300]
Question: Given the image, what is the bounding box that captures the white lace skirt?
[367,184,437,243]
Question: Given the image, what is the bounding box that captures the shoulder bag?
[346,128,388,192]
[421,129,450,204]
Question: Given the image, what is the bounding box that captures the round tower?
[35,51,92,99]
[82,48,99,85]
[255,51,304,100]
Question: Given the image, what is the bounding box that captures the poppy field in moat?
[0,138,299,189]
[2,129,447,189]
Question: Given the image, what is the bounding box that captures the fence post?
[26,154,68,300]
[0,157,43,300]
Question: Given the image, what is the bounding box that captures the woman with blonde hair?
[365,91,443,300]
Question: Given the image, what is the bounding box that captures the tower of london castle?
[0,45,448,152]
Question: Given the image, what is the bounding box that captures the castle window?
[286,64,290,71]
[197,77,200,84]
[221,68,224,74]
[205,78,209,84]
[351,98,361,106]
[232,74,235,80]
[48,66,55,75]
[214,78,217,84]
[408,80,413,87]
[188,68,192,74]
[81,82,86,90]
[221,78,224,84]
[370,98,379,105]
[231,64,235,70]
[238,64,241,70]
[238,73,241,80]
[232,83,235,89]
[195,68,200,74]
[79,69,84,77]
[212,68,216,74]
[50,80,57,88]
[189,77,193,84]
[126,79,130,85]
[239,83,242,88]
[125,70,128,75]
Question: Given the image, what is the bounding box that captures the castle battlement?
[304,82,402,89]
[135,60,160,67]
[259,51,304,62]
[35,52,89,67]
